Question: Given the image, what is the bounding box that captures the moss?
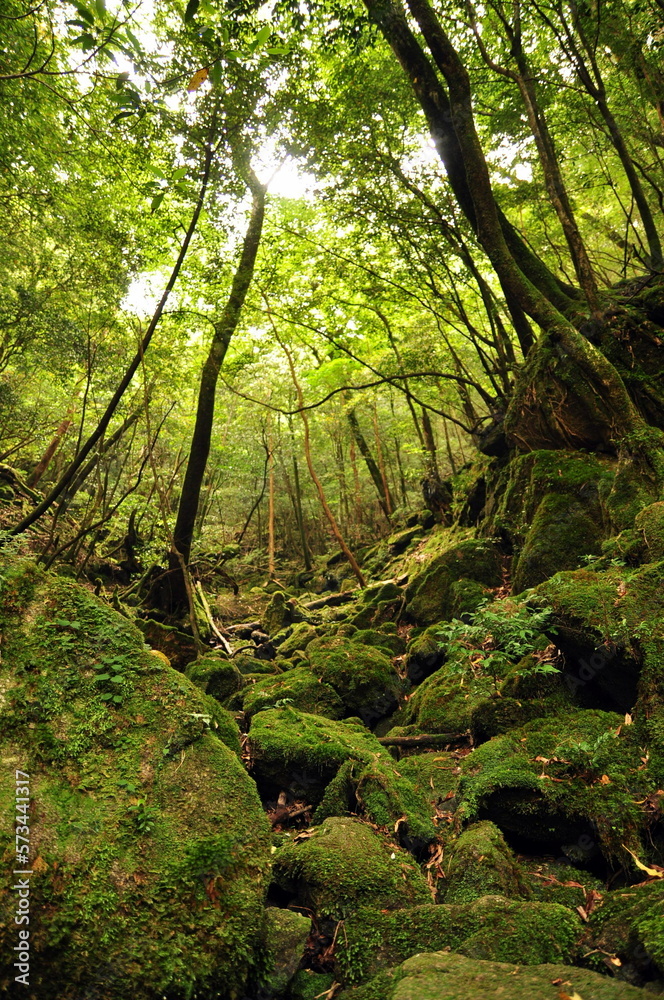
[404,648,495,735]
[589,880,664,975]
[306,636,402,723]
[249,709,437,847]
[353,627,406,656]
[133,616,199,671]
[314,754,437,853]
[405,537,503,626]
[0,561,271,1000]
[456,709,647,861]
[233,651,281,674]
[339,950,648,1000]
[277,622,320,657]
[264,907,311,996]
[272,816,430,919]
[635,501,664,561]
[185,652,245,701]
[335,896,580,984]
[512,492,604,593]
[404,626,446,684]
[240,666,344,719]
[524,858,604,911]
[537,560,664,757]
[288,970,336,999]
[248,708,382,796]
[442,821,530,903]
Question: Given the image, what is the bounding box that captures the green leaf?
[95,0,106,17]
[95,673,111,681]
[151,193,165,212]
[184,0,200,21]
[116,71,130,88]
[172,166,188,180]
[72,33,97,50]
[254,24,271,46]
[73,2,95,24]
[111,111,135,124]
[267,45,289,55]
[208,60,223,87]
[113,695,123,703]
[111,674,124,683]
[100,692,113,701]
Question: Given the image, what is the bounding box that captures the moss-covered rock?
[249,709,437,849]
[405,537,503,625]
[339,950,647,1000]
[635,501,664,561]
[288,970,336,1000]
[240,667,344,719]
[456,709,647,862]
[403,626,446,684]
[233,651,282,674]
[306,636,402,724]
[276,622,319,657]
[185,651,245,701]
[353,627,406,657]
[537,560,664,739]
[442,821,530,903]
[588,880,664,978]
[403,648,494,736]
[264,907,311,997]
[272,817,430,919]
[335,895,580,984]
[524,857,604,911]
[134,616,199,671]
[512,492,604,593]
[0,561,271,1000]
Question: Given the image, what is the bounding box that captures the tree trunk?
[162,163,266,611]
[347,408,392,518]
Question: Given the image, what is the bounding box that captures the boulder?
[0,561,271,1000]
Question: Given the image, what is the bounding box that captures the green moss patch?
[0,561,271,1000]
[272,816,430,919]
[306,635,402,723]
[339,950,647,1000]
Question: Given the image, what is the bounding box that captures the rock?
[338,950,647,999]
[405,537,503,625]
[589,879,664,982]
[240,666,344,719]
[0,560,271,1000]
[185,652,245,701]
[264,907,311,997]
[335,896,581,984]
[271,816,431,919]
[248,709,436,849]
[404,626,446,684]
[387,526,423,556]
[537,560,664,719]
[306,635,402,725]
[276,622,319,657]
[635,500,664,561]
[512,491,604,593]
[352,627,406,656]
[288,970,336,999]
[456,709,647,864]
[442,821,530,903]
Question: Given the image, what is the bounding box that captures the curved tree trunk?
[157,164,267,613]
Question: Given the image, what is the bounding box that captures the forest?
[0,0,664,996]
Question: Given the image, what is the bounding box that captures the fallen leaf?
[576,905,588,922]
[622,844,664,878]
[599,774,611,785]
[625,713,633,725]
